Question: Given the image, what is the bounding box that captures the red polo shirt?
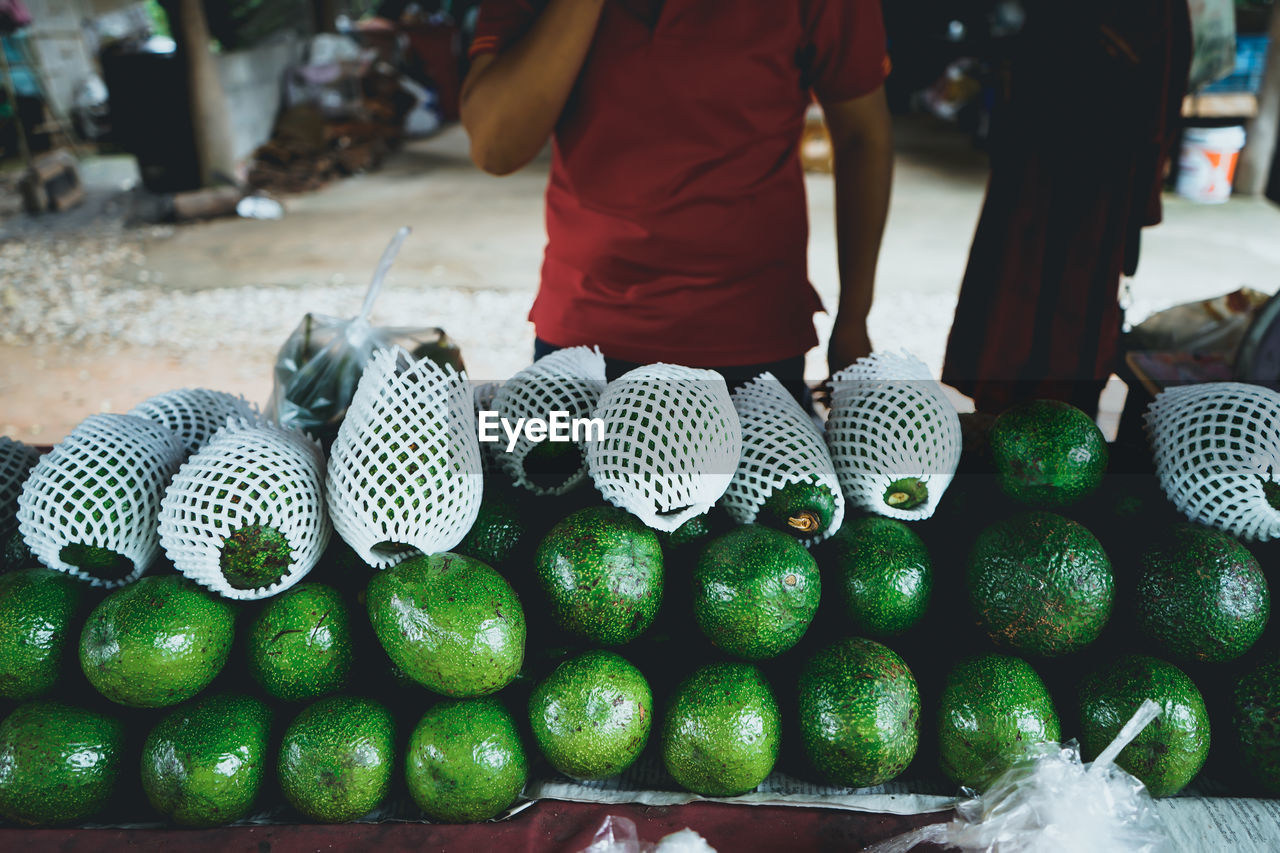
[470,1,889,366]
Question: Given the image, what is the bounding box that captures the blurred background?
[1,0,1278,442]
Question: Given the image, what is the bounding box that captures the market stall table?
[0,801,952,852]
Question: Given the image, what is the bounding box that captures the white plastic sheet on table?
[1147,382,1280,542]
[722,372,844,545]
[158,418,330,600]
[587,363,741,533]
[16,413,185,587]
[0,436,41,530]
[129,388,260,456]
[492,346,606,495]
[825,351,962,522]
[326,346,483,568]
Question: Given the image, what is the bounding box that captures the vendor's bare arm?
[824,86,893,377]
[461,0,607,176]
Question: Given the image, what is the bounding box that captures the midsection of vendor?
[459,0,893,396]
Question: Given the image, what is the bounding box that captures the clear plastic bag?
[577,815,717,853]
[266,227,465,449]
[868,701,1171,853]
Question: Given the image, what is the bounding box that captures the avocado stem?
[787,511,820,533]
[884,478,929,511]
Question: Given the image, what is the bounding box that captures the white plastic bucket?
[1176,126,1246,204]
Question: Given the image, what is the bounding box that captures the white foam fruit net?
[825,351,962,522]
[0,436,41,531]
[472,381,502,474]
[1146,382,1280,542]
[158,418,330,600]
[491,346,607,495]
[17,413,185,587]
[587,363,742,533]
[722,372,845,545]
[326,347,483,568]
[129,388,261,456]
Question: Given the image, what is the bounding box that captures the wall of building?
[217,34,303,163]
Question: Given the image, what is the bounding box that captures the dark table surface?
[2,801,954,853]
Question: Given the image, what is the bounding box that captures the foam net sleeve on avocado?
[492,346,606,496]
[722,371,844,546]
[0,436,41,531]
[129,388,261,457]
[586,363,742,533]
[326,346,483,568]
[1147,382,1280,542]
[825,350,962,522]
[16,413,186,587]
[158,418,331,600]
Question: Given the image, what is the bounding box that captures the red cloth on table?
[470,0,889,366]
[941,0,1192,414]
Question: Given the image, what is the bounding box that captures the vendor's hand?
[815,316,872,409]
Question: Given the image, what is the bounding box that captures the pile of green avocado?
[0,395,1277,830]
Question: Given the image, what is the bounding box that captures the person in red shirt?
[461,1,892,394]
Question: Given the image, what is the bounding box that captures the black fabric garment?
[941,0,1192,417]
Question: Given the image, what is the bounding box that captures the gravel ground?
[0,226,538,382]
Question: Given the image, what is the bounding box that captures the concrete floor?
[2,115,1278,442]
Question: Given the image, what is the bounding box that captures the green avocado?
[455,488,526,568]
[1077,654,1209,797]
[58,542,133,583]
[1231,651,1280,794]
[0,568,89,699]
[535,506,663,645]
[79,574,236,708]
[0,701,124,826]
[661,662,780,796]
[219,523,293,591]
[278,696,395,822]
[829,516,932,637]
[56,482,137,583]
[140,693,272,826]
[522,440,585,492]
[366,552,525,697]
[1,528,38,573]
[967,511,1113,657]
[989,399,1108,506]
[657,510,715,551]
[759,479,838,539]
[246,583,353,701]
[692,525,820,660]
[1136,525,1269,664]
[528,649,652,781]
[406,697,529,822]
[797,637,920,787]
[937,654,1060,790]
